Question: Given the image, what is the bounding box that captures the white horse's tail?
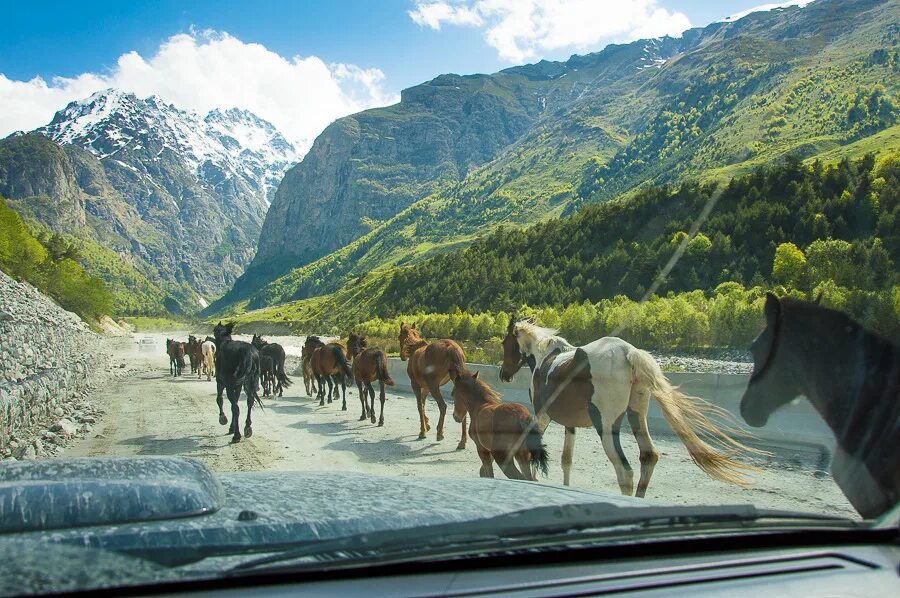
[626,348,763,487]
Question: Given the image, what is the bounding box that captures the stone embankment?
[0,270,125,461]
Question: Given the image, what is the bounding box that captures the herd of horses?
[160,295,898,515]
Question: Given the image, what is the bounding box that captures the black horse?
[213,322,263,443]
[740,293,899,519]
[251,334,292,397]
[259,354,274,396]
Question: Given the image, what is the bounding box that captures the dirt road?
[63,333,857,518]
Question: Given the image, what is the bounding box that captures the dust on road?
[62,333,858,518]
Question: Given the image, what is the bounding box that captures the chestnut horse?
[452,370,549,480]
[308,339,353,410]
[166,339,186,377]
[347,332,395,425]
[187,335,203,376]
[500,317,761,496]
[301,336,322,397]
[398,322,467,448]
[741,293,900,519]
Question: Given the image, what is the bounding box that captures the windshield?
[0,0,898,595]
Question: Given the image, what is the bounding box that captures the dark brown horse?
[309,339,353,410]
[166,339,186,377]
[398,322,467,448]
[187,335,203,377]
[740,293,899,519]
[251,334,292,397]
[301,336,322,397]
[347,332,395,425]
[452,370,549,480]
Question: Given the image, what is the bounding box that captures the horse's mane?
[514,320,574,354]
[463,374,502,405]
[782,297,896,350]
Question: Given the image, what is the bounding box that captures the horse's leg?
[477,445,494,478]
[356,379,367,421]
[427,380,447,442]
[562,426,576,486]
[377,380,386,426]
[216,381,228,426]
[589,403,633,496]
[244,389,254,438]
[316,374,325,406]
[457,414,467,451]
[515,453,535,482]
[326,376,334,404]
[340,377,347,411]
[412,383,427,439]
[365,380,377,424]
[228,386,241,443]
[494,451,526,480]
[627,398,659,498]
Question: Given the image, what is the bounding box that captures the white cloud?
[0,30,398,150]
[724,0,814,22]
[408,0,692,63]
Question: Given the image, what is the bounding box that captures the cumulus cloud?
[0,30,398,150]
[408,0,692,63]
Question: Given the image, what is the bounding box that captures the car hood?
[0,457,645,595]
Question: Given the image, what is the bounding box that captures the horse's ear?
[764,292,781,325]
[814,291,823,305]
[472,370,479,380]
[413,321,418,329]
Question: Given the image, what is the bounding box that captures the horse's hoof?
[218,414,228,425]
[342,405,347,411]
[456,443,466,451]
[378,420,384,427]
[370,416,376,424]
[245,426,253,438]
[230,435,242,444]
[418,433,427,440]
[436,433,444,441]
[359,414,367,421]
[319,400,325,406]
[327,398,332,404]
[425,423,431,431]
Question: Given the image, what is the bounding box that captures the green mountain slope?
[215,0,899,315]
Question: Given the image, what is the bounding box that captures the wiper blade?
[228,502,853,573]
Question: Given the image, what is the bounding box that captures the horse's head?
[347,332,367,359]
[213,321,235,344]
[398,321,420,361]
[740,293,803,427]
[451,370,479,423]
[251,334,266,349]
[499,316,534,382]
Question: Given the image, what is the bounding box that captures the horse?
[212,322,263,443]
[201,339,216,381]
[251,334,292,397]
[259,354,275,396]
[500,316,761,497]
[740,293,899,519]
[452,370,549,481]
[166,339,186,377]
[347,332,395,425]
[187,335,203,376]
[398,322,468,449]
[300,336,321,397]
[308,338,353,410]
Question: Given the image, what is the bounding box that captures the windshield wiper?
[228,502,854,573]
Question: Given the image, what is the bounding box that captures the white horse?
[499,318,760,497]
[201,339,216,382]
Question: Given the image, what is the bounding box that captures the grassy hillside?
[0,197,112,320]
[225,153,899,350]
[223,0,899,314]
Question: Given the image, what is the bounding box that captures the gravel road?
[61,332,857,518]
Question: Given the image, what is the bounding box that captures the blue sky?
[0,0,811,147]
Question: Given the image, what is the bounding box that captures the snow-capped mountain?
[35,89,298,205]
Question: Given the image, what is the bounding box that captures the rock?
[51,418,77,437]
[19,445,37,460]
[53,406,64,416]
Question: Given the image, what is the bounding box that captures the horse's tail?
[525,422,549,478]
[275,353,293,388]
[234,349,263,409]
[374,351,395,386]
[448,344,467,380]
[333,345,353,383]
[626,347,763,487]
